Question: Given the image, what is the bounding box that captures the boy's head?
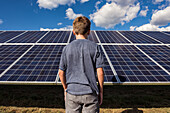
[73,16,91,36]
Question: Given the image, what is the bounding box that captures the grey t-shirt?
[59,39,105,95]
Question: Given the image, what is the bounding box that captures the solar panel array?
[0,30,169,85]
[142,31,170,44]
[104,45,169,82]
[164,32,170,35]
[70,31,99,43]
[96,31,130,43]
[39,31,70,43]
[1,45,64,82]
[8,31,47,43]
[0,45,31,75]
[0,31,24,43]
[119,31,160,43]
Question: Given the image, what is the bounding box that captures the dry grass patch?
[1,106,170,113]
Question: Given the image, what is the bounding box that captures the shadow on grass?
[121,108,143,113]
[0,85,170,109]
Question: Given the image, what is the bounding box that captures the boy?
[59,16,104,113]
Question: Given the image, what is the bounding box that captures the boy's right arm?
[97,67,104,106]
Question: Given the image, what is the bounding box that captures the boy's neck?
[76,34,87,40]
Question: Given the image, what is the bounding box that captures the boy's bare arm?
[97,67,104,105]
[58,69,67,90]
[59,69,67,100]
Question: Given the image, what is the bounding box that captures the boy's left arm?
[58,69,67,100]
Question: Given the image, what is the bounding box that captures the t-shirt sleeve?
[96,45,105,68]
[59,47,67,71]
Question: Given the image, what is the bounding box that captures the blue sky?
[0,0,170,31]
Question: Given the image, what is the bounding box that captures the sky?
[0,0,170,31]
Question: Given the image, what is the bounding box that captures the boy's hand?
[64,89,67,101]
[99,92,103,106]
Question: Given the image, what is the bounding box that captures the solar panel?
[164,32,170,35]
[69,32,75,42]
[0,45,64,82]
[0,30,170,85]
[0,31,24,43]
[96,31,130,43]
[119,31,160,43]
[8,31,47,43]
[0,45,31,76]
[0,31,5,35]
[100,47,118,83]
[69,31,99,43]
[142,31,170,44]
[38,31,70,43]
[138,45,170,72]
[103,45,169,82]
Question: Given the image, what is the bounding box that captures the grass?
[0,85,170,112]
[0,106,170,113]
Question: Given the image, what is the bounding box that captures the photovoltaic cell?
[69,31,99,43]
[164,32,170,35]
[119,31,160,43]
[142,31,170,44]
[101,47,117,83]
[8,31,47,43]
[103,45,169,82]
[69,32,75,42]
[96,31,130,43]
[39,31,70,43]
[0,45,65,82]
[0,45,31,75]
[0,31,24,43]
[138,45,170,73]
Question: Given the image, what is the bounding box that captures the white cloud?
[90,1,140,29]
[153,0,164,4]
[106,0,136,7]
[139,6,149,17]
[130,5,170,31]
[150,6,170,26]
[0,19,3,24]
[37,0,75,10]
[130,26,137,31]
[57,23,62,25]
[157,0,164,2]
[123,3,140,22]
[80,0,89,3]
[130,24,170,31]
[66,8,83,20]
[95,0,102,11]
[90,3,126,29]
[40,25,73,31]
[159,26,170,31]
[158,4,166,9]
[131,24,159,31]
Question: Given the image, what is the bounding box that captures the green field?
[0,85,170,113]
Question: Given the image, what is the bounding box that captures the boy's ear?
[87,30,90,35]
[73,30,76,35]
